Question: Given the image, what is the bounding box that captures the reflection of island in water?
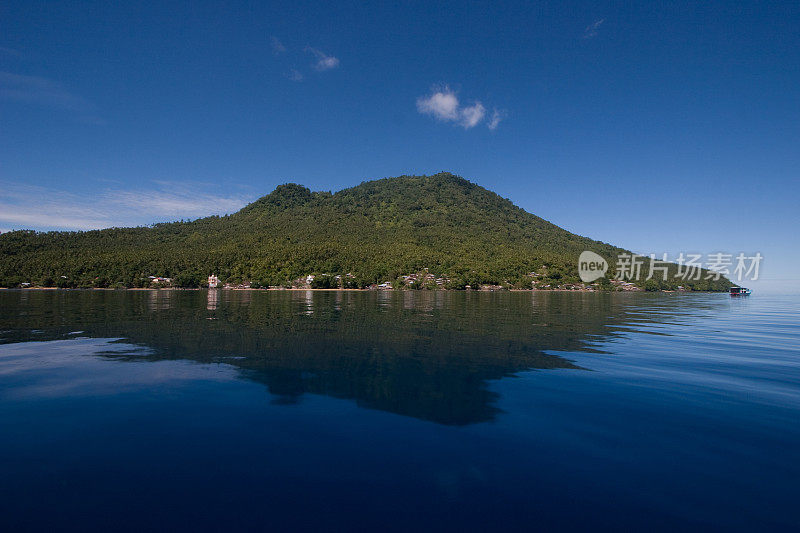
[2,290,650,425]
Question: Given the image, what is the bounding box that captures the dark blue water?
[1,291,798,531]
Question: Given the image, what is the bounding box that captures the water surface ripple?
[1,291,798,531]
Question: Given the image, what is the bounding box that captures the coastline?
[0,286,713,293]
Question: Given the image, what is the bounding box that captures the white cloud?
[107,182,248,218]
[460,102,486,128]
[416,87,500,130]
[305,47,340,71]
[0,181,252,232]
[583,19,605,39]
[416,88,460,121]
[487,109,505,131]
[0,184,113,230]
[271,36,287,55]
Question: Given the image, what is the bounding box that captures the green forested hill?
[0,173,730,290]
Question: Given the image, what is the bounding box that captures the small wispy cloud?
[305,47,340,71]
[287,68,304,82]
[417,88,460,121]
[0,181,252,232]
[487,109,505,131]
[271,36,286,55]
[0,71,103,123]
[583,19,605,39]
[107,181,249,219]
[0,185,118,230]
[460,102,486,128]
[416,86,501,130]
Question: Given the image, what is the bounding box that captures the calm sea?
[1,290,798,531]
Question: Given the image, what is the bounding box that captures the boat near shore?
[730,286,752,296]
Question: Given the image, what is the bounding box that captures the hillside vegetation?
[0,173,730,291]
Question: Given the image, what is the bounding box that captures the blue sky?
[2,1,799,290]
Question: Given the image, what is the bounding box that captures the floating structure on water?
[730,286,752,296]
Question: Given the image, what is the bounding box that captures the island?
[0,173,730,292]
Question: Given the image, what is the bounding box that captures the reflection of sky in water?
[0,338,237,400]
